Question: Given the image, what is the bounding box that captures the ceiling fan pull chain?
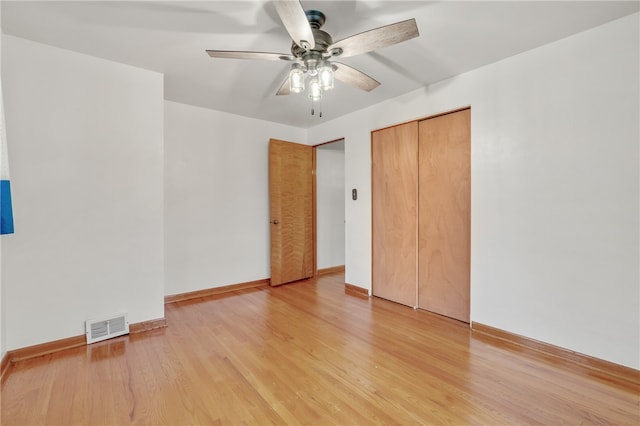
[309,98,324,117]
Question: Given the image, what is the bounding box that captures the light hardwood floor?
[2,273,638,425]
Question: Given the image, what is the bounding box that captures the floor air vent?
[85,313,130,344]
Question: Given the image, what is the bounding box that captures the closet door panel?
[418,109,470,322]
[372,122,418,307]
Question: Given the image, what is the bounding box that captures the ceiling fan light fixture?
[308,78,322,101]
[207,3,420,117]
[289,63,305,94]
[318,62,335,91]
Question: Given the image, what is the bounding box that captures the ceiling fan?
[206,0,419,115]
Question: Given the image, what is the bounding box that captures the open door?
[269,139,315,286]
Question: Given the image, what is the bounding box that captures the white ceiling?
[2,1,638,128]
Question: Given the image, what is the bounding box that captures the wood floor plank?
[1,273,638,425]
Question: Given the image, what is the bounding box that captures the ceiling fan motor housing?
[305,10,326,29]
[290,10,334,58]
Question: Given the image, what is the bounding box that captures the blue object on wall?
[0,179,14,234]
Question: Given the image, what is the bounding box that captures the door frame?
[312,137,346,277]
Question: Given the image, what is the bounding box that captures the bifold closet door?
[418,109,470,322]
[372,122,418,307]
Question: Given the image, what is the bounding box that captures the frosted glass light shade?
[318,63,334,91]
[289,65,305,94]
[308,79,322,101]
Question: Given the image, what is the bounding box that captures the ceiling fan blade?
[328,19,419,58]
[276,76,291,96]
[333,62,380,92]
[206,50,295,61]
[274,0,315,50]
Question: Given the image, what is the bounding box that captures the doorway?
[268,138,345,285]
[315,139,346,274]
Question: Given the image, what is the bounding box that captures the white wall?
[308,14,639,369]
[1,36,165,350]
[164,101,305,296]
[316,142,345,269]
[0,5,4,360]
[0,231,4,360]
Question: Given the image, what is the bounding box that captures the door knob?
[271,219,279,224]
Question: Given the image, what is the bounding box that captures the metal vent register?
[85,313,129,344]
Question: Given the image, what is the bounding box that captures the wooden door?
[418,109,470,322]
[269,139,315,286]
[371,122,418,307]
